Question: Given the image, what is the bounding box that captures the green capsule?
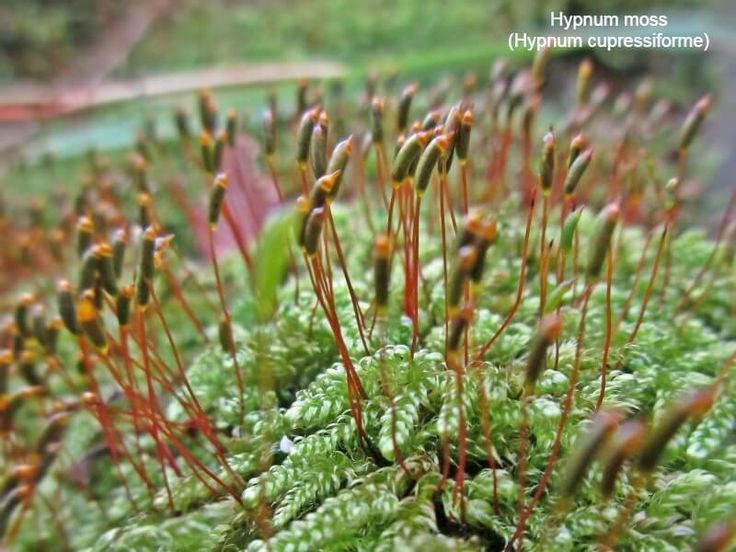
[263,109,276,158]
[297,108,320,167]
[112,228,127,279]
[116,285,134,327]
[14,294,33,339]
[0,486,30,537]
[0,349,11,394]
[200,131,215,174]
[563,148,593,197]
[373,234,391,315]
[97,243,118,296]
[57,280,79,335]
[523,314,562,396]
[371,97,385,144]
[76,216,94,259]
[326,135,354,201]
[19,350,41,386]
[539,130,556,194]
[295,195,311,248]
[309,170,341,210]
[470,216,498,284]
[137,192,153,229]
[638,387,716,473]
[586,203,620,283]
[396,83,417,133]
[678,95,711,151]
[297,78,308,116]
[226,109,238,146]
[36,411,71,456]
[567,133,588,168]
[456,109,473,164]
[208,173,229,230]
[46,318,62,356]
[140,226,157,281]
[77,292,108,354]
[175,106,191,141]
[448,246,477,315]
[213,130,226,173]
[31,305,48,350]
[131,154,150,193]
[558,410,620,498]
[576,58,594,106]
[448,303,473,353]
[218,314,234,354]
[561,207,583,253]
[303,207,326,256]
[414,134,452,195]
[391,131,430,185]
[79,246,100,292]
[310,118,328,178]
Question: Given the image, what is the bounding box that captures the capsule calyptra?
[208,173,229,230]
[586,203,620,283]
[374,234,391,315]
[523,314,563,396]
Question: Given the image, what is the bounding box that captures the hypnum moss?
[0,59,735,551]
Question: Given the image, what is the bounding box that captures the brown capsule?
[57,280,79,335]
[563,148,593,197]
[600,419,646,498]
[374,234,391,314]
[303,207,326,256]
[200,131,215,174]
[208,173,229,230]
[78,292,108,354]
[539,130,556,193]
[448,303,474,353]
[576,58,594,105]
[558,410,621,498]
[397,83,417,133]
[421,109,442,131]
[524,314,563,395]
[693,521,733,552]
[586,203,620,283]
[638,386,717,473]
[371,97,385,144]
[297,108,320,166]
[226,109,238,146]
[0,485,31,537]
[414,133,452,195]
[116,285,134,327]
[76,216,94,259]
[112,228,128,279]
[456,109,473,164]
[678,94,711,151]
[326,135,354,201]
[295,194,312,248]
[448,246,478,315]
[97,242,118,296]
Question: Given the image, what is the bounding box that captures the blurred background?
[0,0,733,214]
